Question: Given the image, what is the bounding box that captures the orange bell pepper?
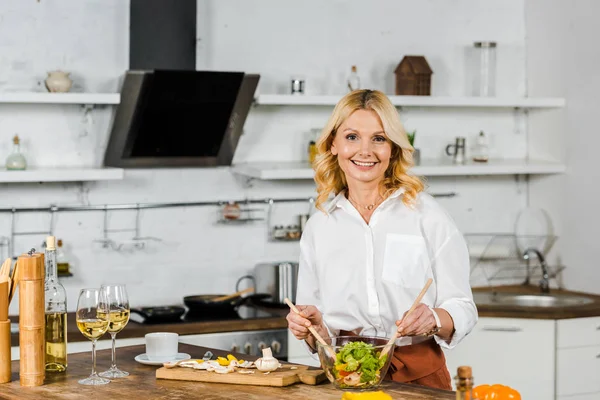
[472,384,521,400]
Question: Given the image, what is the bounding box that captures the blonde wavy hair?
[313,89,424,212]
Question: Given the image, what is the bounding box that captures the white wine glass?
[76,288,110,385]
[98,284,130,378]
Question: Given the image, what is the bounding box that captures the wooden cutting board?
[156,364,327,387]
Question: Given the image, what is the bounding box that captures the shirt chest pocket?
[382,234,430,287]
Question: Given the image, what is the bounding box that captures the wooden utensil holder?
[18,252,45,387]
[0,319,10,383]
[0,280,10,383]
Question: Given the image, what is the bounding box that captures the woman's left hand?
[395,303,436,337]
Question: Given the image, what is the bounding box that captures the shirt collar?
[326,187,406,213]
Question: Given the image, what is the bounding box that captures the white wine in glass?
[76,288,110,385]
[98,284,130,378]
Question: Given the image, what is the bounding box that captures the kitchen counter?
[1,343,455,399]
[474,285,600,319]
[10,313,288,347]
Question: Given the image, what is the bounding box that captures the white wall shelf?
[0,92,120,105]
[0,167,124,183]
[255,94,565,109]
[232,160,566,180]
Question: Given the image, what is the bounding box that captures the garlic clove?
[254,347,281,372]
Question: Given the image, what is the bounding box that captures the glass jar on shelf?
[472,131,489,163]
[308,128,321,165]
[470,41,497,97]
[5,134,27,170]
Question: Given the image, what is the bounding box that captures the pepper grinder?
[18,249,45,387]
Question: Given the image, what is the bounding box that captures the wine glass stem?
[91,339,98,376]
[110,332,117,369]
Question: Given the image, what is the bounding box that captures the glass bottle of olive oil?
[44,236,68,372]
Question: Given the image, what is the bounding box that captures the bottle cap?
[351,65,357,72]
[457,366,472,378]
[12,135,20,145]
[46,236,56,251]
[57,239,63,247]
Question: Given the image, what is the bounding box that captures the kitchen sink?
[473,292,595,308]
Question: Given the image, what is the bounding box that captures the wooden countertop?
[10,313,288,347]
[1,343,454,399]
[474,285,600,319]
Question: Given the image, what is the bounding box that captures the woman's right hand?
[286,304,324,340]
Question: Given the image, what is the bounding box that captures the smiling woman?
[286,89,478,391]
[313,89,424,215]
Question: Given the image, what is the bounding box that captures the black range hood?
[104,70,259,168]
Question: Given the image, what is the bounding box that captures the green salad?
[333,341,388,388]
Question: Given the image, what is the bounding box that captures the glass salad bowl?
[317,336,395,390]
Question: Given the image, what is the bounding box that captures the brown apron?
[340,330,452,391]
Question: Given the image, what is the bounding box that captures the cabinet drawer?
[557,317,600,349]
[557,346,600,396]
[558,394,600,400]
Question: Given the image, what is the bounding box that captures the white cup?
[145,332,179,362]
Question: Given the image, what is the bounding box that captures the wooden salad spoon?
[284,298,336,360]
[380,278,433,359]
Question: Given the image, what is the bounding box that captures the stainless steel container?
[237,262,299,304]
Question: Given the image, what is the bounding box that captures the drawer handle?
[482,326,523,332]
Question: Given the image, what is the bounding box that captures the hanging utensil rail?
[0,192,457,214]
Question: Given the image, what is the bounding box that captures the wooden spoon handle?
[383,278,434,350]
[0,259,11,279]
[8,261,18,305]
[211,287,254,303]
[283,298,330,349]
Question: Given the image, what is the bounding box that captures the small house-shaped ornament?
[394,56,433,96]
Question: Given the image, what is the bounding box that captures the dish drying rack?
[465,233,565,285]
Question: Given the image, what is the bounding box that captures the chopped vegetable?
[333,341,387,388]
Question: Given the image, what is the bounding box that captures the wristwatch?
[425,306,442,336]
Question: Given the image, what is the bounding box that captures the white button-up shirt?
[296,189,477,350]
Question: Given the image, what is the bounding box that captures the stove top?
[182,302,287,322]
[131,294,290,324]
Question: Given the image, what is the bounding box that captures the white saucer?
[134,353,191,366]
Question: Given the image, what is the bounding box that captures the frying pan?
[183,294,247,315]
[130,306,186,324]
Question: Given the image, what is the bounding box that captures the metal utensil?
[202,351,213,361]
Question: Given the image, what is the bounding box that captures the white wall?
[526,0,600,294]
[1,0,582,315]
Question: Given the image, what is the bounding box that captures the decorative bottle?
[473,131,489,163]
[347,65,361,91]
[56,239,71,276]
[5,135,27,170]
[44,236,68,372]
[455,366,474,400]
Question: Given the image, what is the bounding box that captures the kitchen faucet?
[522,248,550,293]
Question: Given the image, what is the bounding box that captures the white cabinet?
[558,394,600,400]
[287,330,321,367]
[556,317,600,398]
[444,317,556,400]
[557,317,600,349]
